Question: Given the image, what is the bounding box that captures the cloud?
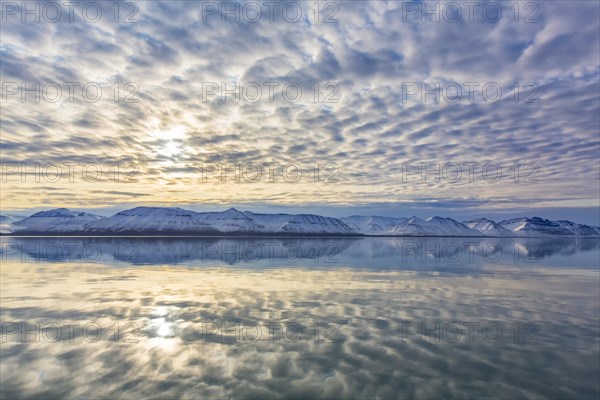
[0,1,598,222]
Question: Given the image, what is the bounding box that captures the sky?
[1,0,599,224]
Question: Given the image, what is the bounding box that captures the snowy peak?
[426,216,469,228]
[389,216,481,236]
[29,208,99,218]
[341,216,408,235]
[277,214,356,234]
[0,214,26,234]
[31,208,70,217]
[10,208,104,233]
[0,214,25,223]
[23,208,99,219]
[555,220,600,237]
[499,217,600,237]
[344,215,480,237]
[499,217,566,236]
[245,212,357,235]
[87,207,216,233]
[216,208,249,219]
[463,218,515,237]
[406,216,425,224]
[193,208,268,233]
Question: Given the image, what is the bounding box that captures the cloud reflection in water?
[0,238,598,398]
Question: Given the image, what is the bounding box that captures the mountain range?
[1,207,599,237]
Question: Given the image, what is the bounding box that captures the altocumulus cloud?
[0,0,598,222]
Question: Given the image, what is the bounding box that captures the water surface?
[1,237,599,399]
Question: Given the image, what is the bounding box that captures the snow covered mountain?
[389,216,483,237]
[554,220,600,237]
[193,208,269,233]
[499,217,600,237]
[8,208,103,234]
[2,207,599,237]
[0,214,27,234]
[84,207,219,234]
[81,207,358,235]
[246,212,358,235]
[463,218,515,237]
[341,216,408,235]
[340,216,482,236]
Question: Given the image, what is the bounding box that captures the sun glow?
[149,126,188,160]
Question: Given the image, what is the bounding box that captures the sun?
[149,125,188,160]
